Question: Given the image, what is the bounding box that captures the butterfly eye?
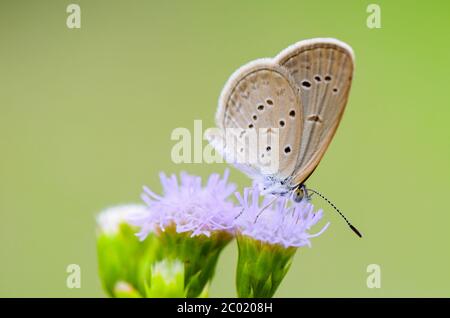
[293,188,304,202]
[266,98,274,105]
[324,75,332,82]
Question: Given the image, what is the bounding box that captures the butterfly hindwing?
[274,38,354,186]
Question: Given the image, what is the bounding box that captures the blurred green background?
[1,0,449,297]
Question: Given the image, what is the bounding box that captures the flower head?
[145,259,186,298]
[96,204,148,235]
[131,169,238,239]
[128,169,238,297]
[96,204,157,298]
[234,185,330,297]
[234,185,329,248]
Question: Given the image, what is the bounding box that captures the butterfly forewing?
[274,39,354,185]
[216,60,303,180]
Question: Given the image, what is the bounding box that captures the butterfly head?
[292,184,310,203]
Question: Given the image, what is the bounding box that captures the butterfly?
[208,38,354,209]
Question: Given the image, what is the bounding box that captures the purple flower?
[234,185,330,248]
[130,169,238,240]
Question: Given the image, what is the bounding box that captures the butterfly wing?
[213,59,303,182]
[274,38,355,186]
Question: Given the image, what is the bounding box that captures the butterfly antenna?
[306,188,362,238]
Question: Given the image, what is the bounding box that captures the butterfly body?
[209,38,354,198]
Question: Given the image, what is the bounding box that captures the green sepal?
[97,223,158,297]
[145,259,185,298]
[150,227,232,298]
[236,235,297,298]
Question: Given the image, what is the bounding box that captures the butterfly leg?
[234,208,244,220]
